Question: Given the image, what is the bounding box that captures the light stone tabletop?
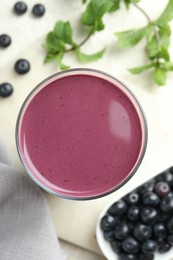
[0,0,173,258]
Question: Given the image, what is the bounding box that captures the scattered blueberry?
[0,83,13,97]
[14,1,27,14]
[14,59,30,74]
[0,34,11,48]
[32,4,45,17]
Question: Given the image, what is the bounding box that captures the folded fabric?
[0,138,67,260]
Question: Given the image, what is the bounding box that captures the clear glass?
[16,68,148,200]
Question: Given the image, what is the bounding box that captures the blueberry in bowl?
[96,165,173,260]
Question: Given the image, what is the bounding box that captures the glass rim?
[15,68,148,200]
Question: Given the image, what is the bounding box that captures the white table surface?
[1,0,173,254]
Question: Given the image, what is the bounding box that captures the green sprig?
[43,0,173,86]
[81,0,114,32]
[43,20,106,69]
[115,0,173,86]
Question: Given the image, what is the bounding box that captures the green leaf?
[54,21,75,45]
[45,32,65,52]
[44,21,77,63]
[109,0,120,12]
[123,0,141,9]
[158,24,171,48]
[160,61,173,71]
[128,63,154,74]
[159,46,170,61]
[44,52,56,64]
[157,0,173,25]
[146,40,159,59]
[115,25,152,48]
[146,33,159,59]
[56,52,70,70]
[152,67,167,86]
[77,47,106,62]
[94,19,105,31]
[123,0,131,9]
[81,0,113,31]
[146,24,171,59]
[82,0,88,3]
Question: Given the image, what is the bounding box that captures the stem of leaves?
[65,30,93,53]
[131,1,151,23]
[131,1,161,64]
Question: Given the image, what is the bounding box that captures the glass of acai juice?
[16,68,148,200]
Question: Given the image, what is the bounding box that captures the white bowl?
[96,165,173,260]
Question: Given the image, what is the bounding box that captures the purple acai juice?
[17,71,146,199]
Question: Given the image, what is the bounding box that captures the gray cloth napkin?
[0,139,67,260]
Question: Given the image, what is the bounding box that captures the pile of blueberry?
[0,1,45,98]
[100,166,173,260]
